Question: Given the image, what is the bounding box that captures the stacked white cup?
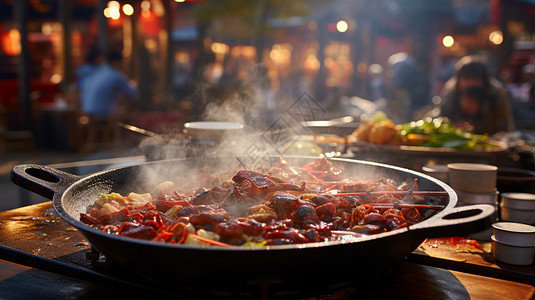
[500,193,535,225]
[447,163,499,206]
[491,222,535,265]
[447,163,499,240]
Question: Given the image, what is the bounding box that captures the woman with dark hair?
[440,55,514,135]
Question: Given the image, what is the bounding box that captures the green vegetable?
[372,111,388,123]
[95,192,123,207]
[398,117,491,150]
[164,205,183,217]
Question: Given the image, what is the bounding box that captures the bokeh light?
[442,35,454,48]
[489,31,503,45]
[122,4,134,16]
[336,20,348,33]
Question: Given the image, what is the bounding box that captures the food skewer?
[302,181,350,185]
[333,191,449,197]
[367,203,444,210]
[300,180,449,197]
[299,186,449,197]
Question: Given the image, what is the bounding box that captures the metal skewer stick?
[367,203,445,210]
[333,191,449,197]
[118,122,159,137]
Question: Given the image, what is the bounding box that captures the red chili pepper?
[450,236,483,251]
[170,222,188,244]
[153,229,173,242]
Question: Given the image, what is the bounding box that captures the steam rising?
[138,62,313,167]
[133,63,437,204]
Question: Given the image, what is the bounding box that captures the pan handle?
[10,164,82,200]
[409,204,496,239]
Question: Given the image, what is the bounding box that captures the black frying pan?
[11,156,495,289]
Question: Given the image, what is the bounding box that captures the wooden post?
[97,0,108,52]
[128,5,139,79]
[14,0,31,130]
[314,19,328,101]
[58,0,73,87]
[162,0,173,91]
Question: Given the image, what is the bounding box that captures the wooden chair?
[76,114,121,154]
[0,107,35,155]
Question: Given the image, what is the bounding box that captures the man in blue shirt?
[79,51,138,117]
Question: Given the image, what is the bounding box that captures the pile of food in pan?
[79,157,445,247]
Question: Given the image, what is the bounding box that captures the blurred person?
[447,86,493,134]
[76,46,105,90]
[79,50,138,118]
[501,67,524,103]
[509,64,535,129]
[386,51,430,123]
[368,63,387,101]
[435,56,458,94]
[523,64,535,103]
[253,65,277,126]
[440,55,514,135]
[137,44,155,111]
[215,57,243,99]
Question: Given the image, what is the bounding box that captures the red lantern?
[140,9,161,37]
[1,29,21,56]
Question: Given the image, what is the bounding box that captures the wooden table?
[0,202,534,299]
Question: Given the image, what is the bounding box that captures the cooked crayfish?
[80,158,445,247]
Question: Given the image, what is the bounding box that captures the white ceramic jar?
[491,235,535,265]
[500,193,535,225]
[492,222,535,245]
[447,163,497,193]
[491,222,535,265]
[456,190,498,205]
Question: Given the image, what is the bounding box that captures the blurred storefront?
[2,0,535,146]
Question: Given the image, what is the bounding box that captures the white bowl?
[447,163,497,193]
[491,235,535,265]
[456,190,498,205]
[184,122,244,141]
[499,204,535,225]
[500,193,535,210]
[492,222,535,246]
